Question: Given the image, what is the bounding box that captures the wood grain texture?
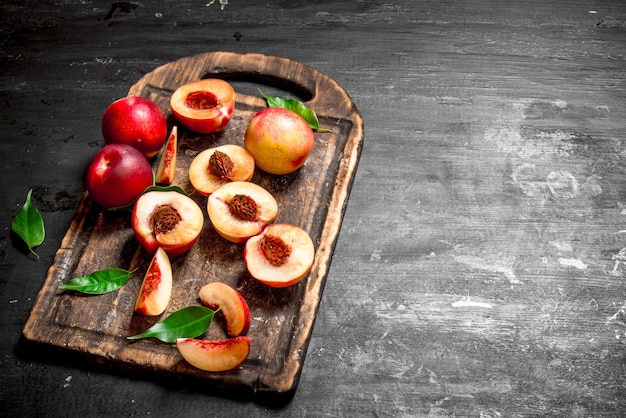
[2,0,626,416]
[22,52,363,401]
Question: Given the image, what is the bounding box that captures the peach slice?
[189,144,255,196]
[134,247,172,316]
[244,223,315,288]
[207,181,278,243]
[198,282,250,337]
[155,125,178,186]
[132,190,204,257]
[170,79,235,134]
[176,336,250,372]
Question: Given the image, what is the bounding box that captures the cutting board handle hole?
[202,73,314,103]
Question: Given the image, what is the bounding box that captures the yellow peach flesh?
[207,181,278,243]
[189,144,255,195]
[176,336,250,372]
[245,223,315,288]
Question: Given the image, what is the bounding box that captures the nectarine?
[85,143,154,209]
[135,247,172,316]
[198,282,250,337]
[189,144,255,196]
[207,181,278,243]
[155,126,178,186]
[176,336,250,372]
[101,96,167,158]
[244,107,314,175]
[132,190,204,257]
[244,223,315,287]
[170,79,235,133]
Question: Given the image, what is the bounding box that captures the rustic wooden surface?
[22,51,363,401]
[2,0,626,416]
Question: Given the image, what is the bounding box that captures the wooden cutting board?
[22,52,363,402]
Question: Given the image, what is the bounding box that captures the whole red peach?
[244,107,314,175]
[85,143,154,209]
[101,96,168,158]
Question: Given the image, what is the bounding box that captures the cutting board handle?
[138,52,355,118]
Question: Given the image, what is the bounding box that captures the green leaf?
[127,306,218,343]
[258,89,332,132]
[11,189,45,258]
[143,184,187,195]
[108,184,187,212]
[59,268,133,294]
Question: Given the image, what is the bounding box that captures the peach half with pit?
[134,247,172,316]
[132,190,204,257]
[207,181,278,243]
[199,282,250,337]
[170,79,235,134]
[244,223,315,288]
[189,144,255,196]
[176,336,250,372]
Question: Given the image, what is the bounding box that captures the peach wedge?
[244,223,315,288]
[155,125,178,186]
[176,336,250,372]
[198,282,250,337]
[189,144,255,196]
[134,247,172,316]
[207,181,278,243]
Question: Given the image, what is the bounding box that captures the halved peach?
[189,144,255,196]
[135,247,172,316]
[207,181,278,243]
[244,223,315,288]
[155,125,178,186]
[176,336,250,372]
[170,79,235,133]
[132,190,204,257]
[199,282,250,337]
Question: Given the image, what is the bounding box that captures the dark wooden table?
[2,0,625,416]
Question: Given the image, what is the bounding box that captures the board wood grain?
[22,52,363,401]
